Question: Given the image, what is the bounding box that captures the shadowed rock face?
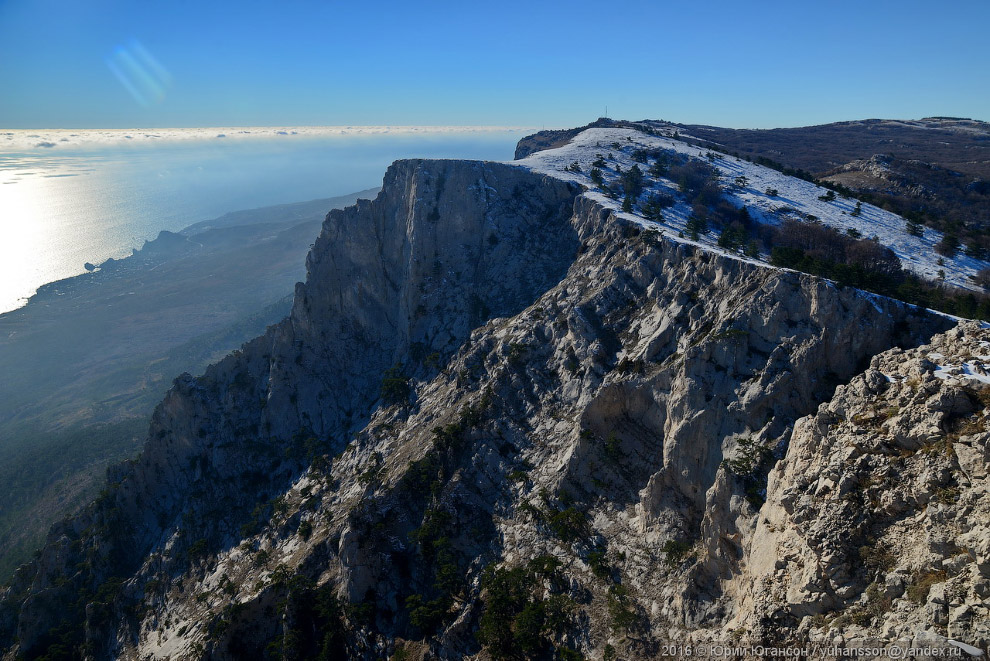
[0,156,964,660]
[0,159,582,658]
[263,159,583,442]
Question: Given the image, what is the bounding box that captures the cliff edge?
[1,148,980,660]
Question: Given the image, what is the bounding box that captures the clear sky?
[1,0,987,129]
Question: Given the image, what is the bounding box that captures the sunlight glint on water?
[0,130,529,314]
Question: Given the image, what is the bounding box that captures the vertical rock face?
[264,159,582,441]
[0,157,969,661]
[0,160,581,659]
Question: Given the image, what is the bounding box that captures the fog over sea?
[0,127,532,315]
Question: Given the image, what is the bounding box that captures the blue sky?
[1,0,987,129]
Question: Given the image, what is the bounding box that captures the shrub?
[641,193,674,222]
[606,584,638,631]
[187,538,209,559]
[476,562,574,660]
[587,548,610,579]
[547,506,589,544]
[906,570,947,604]
[974,267,990,289]
[507,342,528,366]
[507,469,530,483]
[966,235,990,259]
[722,437,775,506]
[858,544,895,576]
[406,593,450,633]
[649,156,669,177]
[670,160,719,197]
[661,539,692,566]
[381,365,411,406]
[935,234,960,257]
[603,433,622,462]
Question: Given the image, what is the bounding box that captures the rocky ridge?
[0,138,984,660]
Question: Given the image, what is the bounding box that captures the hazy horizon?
[4,115,988,134]
[0,125,536,151]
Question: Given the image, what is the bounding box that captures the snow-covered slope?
[514,127,990,290]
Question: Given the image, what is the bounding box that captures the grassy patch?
[906,570,947,604]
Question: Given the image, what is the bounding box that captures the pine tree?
[641,194,665,222]
[685,215,706,241]
[717,229,736,249]
[590,167,604,187]
[718,221,748,251]
[621,164,644,198]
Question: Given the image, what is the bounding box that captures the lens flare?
[106,39,172,107]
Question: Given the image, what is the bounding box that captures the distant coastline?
[0,128,530,314]
[12,191,379,314]
[0,188,378,578]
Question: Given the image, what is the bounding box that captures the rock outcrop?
[1,153,979,660]
[739,322,990,650]
[822,154,936,199]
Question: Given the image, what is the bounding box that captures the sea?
[0,127,532,315]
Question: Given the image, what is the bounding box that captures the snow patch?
[512,126,990,293]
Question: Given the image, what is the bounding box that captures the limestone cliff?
[1,153,980,661]
[739,322,990,649]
